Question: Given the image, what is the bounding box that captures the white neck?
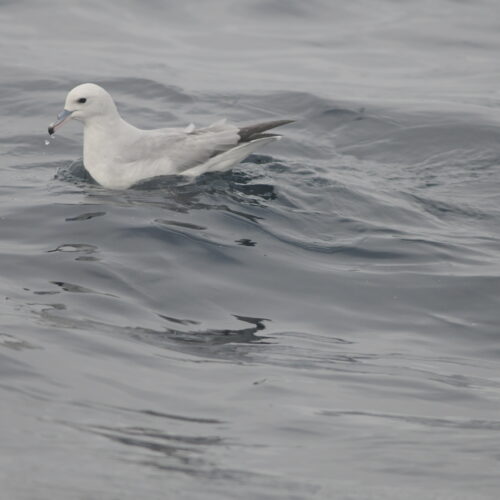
[82,112,139,188]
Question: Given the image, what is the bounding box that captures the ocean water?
[1,1,500,499]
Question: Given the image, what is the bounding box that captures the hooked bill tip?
[48,126,55,136]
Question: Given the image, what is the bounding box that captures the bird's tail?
[182,136,280,177]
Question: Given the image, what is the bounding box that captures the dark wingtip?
[48,126,55,136]
[238,119,295,143]
[277,119,295,126]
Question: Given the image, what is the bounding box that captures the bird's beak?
[48,109,73,135]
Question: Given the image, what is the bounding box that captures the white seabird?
[48,83,293,189]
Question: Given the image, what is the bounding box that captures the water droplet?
[44,139,50,146]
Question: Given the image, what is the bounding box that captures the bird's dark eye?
[77,97,87,104]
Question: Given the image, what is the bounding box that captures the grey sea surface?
[1,1,500,499]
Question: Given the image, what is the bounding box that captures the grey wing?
[119,119,293,174]
[123,121,241,173]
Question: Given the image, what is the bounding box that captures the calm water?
[1,1,500,499]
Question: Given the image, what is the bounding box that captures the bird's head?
[48,83,117,135]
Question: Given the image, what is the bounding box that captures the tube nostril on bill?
[47,109,73,136]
